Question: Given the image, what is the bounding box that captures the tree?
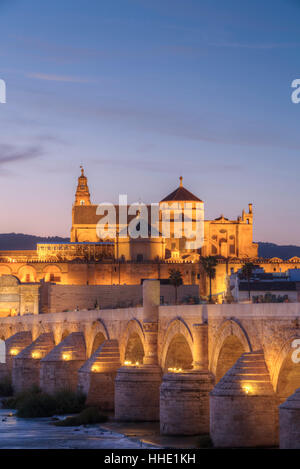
[168,269,183,304]
[240,262,257,301]
[200,256,217,303]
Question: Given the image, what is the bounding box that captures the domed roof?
[160,177,202,203]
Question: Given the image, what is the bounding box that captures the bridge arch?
[210,318,252,382]
[86,320,110,357]
[51,321,71,345]
[161,317,194,371]
[272,335,300,401]
[31,321,52,341]
[120,318,145,365]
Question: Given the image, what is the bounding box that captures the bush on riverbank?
[54,407,108,426]
[2,387,86,418]
[0,377,13,397]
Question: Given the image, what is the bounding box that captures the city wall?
[39,284,199,313]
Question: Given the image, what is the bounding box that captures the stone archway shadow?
[210,318,252,379]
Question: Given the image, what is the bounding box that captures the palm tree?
[241,262,257,301]
[200,256,217,303]
[168,269,183,304]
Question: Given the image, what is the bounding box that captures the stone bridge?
[0,280,300,448]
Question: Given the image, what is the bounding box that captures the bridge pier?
[5,331,32,375]
[0,364,8,382]
[115,363,162,421]
[40,332,86,394]
[160,323,213,435]
[12,333,55,393]
[210,351,278,448]
[279,387,300,448]
[78,339,120,410]
[115,280,162,421]
[160,370,213,435]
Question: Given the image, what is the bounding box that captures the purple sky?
[1,0,300,244]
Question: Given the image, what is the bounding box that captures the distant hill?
[258,242,300,260]
[0,233,69,250]
[0,234,299,259]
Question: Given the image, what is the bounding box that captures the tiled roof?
[160,186,202,202]
[73,205,152,225]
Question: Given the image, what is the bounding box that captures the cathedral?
[70,167,258,261]
[0,168,299,316]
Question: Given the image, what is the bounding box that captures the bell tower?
[74,166,91,206]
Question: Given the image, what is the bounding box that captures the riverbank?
[101,421,212,449]
[0,398,211,449]
[0,409,159,449]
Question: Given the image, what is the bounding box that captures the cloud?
[92,157,243,175]
[14,80,300,152]
[209,41,300,50]
[26,73,93,83]
[35,134,67,146]
[0,144,43,166]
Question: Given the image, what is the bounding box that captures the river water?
[0,409,155,449]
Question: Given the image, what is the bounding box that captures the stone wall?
[40,284,199,313]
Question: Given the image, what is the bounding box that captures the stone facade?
[70,170,257,260]
[0,275,39,317]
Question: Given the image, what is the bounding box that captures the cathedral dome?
[160,176,202,203]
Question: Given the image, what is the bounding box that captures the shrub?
[2,387,86,418]
[51,389,86,415]
[0,377,13,397]
[54,407,107,426]
[2,385,41,409]
[17,393,57,418]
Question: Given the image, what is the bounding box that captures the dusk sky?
[1,0,300,243]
